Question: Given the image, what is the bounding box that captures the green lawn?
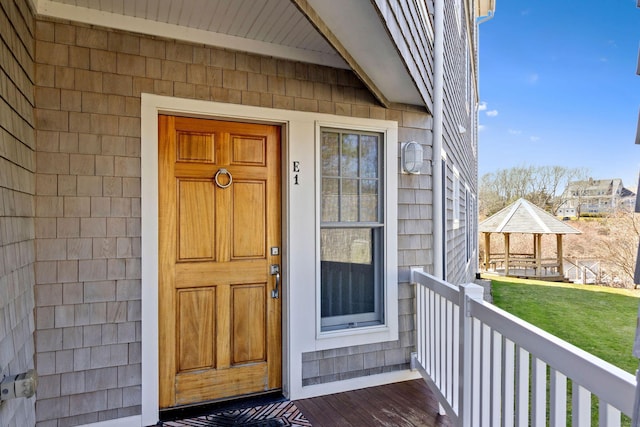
[490,277,640,425]
[490,277,640,374]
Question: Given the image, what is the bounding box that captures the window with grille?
[320,128,384,331]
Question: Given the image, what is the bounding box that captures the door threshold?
[159,390,286,422]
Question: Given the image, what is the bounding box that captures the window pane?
[360,135,378,178]
[341,134,359,177]
[321,132,339,176]
[321,228,372,264]
[360,179,378,222]
[341,179,359,222]
[321,228,375,318]
[322,178,339,222]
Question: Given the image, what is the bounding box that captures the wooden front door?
[158,115,282,408]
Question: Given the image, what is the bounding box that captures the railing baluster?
[531,357,547,427]
[435,294,441,387]
[598,401,620,427]
[453,303,460,413]
[429,289,435,378]
[503,339,515,427]
[417,284,422,362]
[492,331,503,426]
[515,347,529,427]
[481,324,491,426]
[472,318,481,424]
[549,368,567,426]
[572,383,591,427]
[422,286,428,372]
[446,299,453,403]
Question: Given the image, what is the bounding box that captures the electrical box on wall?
[1,370,37,402]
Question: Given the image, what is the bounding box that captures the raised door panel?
[177,288,215,372]
[231,284,266,365]
[232,181,266,259]
[231,135,266,165]
[178,179,215,261]
[177,131,215,163]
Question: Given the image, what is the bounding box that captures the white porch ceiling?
[34,0,424,107]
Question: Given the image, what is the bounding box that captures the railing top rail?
[468,297,636,414]
[411,268,459,303]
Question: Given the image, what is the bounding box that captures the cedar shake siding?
[0,0,486,424]
[32,18,434,426]
[442,0,478,285]
[0,1,37,426]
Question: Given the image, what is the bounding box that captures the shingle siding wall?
[0,1,37,426]
[441,0,477,284]
[32,17,436,424]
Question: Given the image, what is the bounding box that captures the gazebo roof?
[479,198,582,235]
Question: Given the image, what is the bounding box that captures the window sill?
[314,323,397,351]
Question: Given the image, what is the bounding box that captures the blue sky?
[478,1,640,189]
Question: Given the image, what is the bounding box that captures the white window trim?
[465,184,473,263]
[453,166,461,230]
[314,120,398,347]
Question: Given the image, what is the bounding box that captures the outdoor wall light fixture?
[401,141,423,174]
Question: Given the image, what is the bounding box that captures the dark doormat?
[159,401,312,427]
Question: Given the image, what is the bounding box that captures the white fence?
[564,258,600,284]
[411,268,637,426]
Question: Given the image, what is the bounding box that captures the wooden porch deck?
[160,379,451,426]
[294,379,451,427]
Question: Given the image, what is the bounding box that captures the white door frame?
[140,94,402,426]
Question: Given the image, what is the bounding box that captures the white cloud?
[478,101,487,111]
[508,129,522,135]
[478,124,486,131]
[486,110,498,117]
[530,136,540,142]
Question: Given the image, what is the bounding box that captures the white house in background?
[0,0,494,426]
[557,178,637,217]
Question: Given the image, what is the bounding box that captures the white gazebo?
[480,198,582,280]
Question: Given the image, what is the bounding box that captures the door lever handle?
[270,264,280,298]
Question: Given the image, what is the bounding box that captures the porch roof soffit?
[480,198,582,235]
[35,0,424,108]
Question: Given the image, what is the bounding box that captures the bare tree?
[594,209,640,287]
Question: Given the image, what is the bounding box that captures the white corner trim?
[35,0,348,70]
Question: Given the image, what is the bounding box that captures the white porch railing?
[411,268,637,426]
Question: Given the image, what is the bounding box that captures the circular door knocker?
[214,168,233,189]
